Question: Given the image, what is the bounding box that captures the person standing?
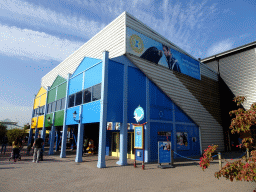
[33,137,44,163]
[1,135,8,155]
[12,138,20,162]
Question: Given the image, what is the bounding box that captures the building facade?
[28,12,225,167]
[202,41,256,147]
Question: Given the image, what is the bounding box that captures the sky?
[0,0,255,127]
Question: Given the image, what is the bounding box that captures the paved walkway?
[0,145,255,192]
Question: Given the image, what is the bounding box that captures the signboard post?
[158,141,174,168]
[133,105,146,170]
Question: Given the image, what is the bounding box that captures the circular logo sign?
[134,106,144,123]
[130,34,144,54]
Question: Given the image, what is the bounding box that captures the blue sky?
[0,0,255,126]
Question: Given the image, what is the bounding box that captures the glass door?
[111,132,119,157]
[127,132,135,159]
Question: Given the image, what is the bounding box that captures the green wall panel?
[45,113,53,127]
[54,110,64,126]
[56,82,67,100]
[51,76,66,88]
[47,88,56,103]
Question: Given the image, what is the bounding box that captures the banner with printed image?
[126,27,201,80]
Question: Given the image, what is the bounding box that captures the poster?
[126,27,201,80]
[176,132,188,147]
[158,141,171,164]
[134,125,144,149]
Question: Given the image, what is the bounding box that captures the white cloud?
[0,99,32,127]
[0,0,106,39]
[0,0,219,59]
[0,24,83,61]
[206,39,234,56]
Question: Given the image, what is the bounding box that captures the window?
[39,105,45,115]
[83,88,91,104]
[69,95,75,108]
[92,84,101,101]
[61,98,65,110]
[52,101,56,112]
[75,91,82,106]
[47,103,52,114]
[56,99,62,111]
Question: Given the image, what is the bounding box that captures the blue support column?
[28,128,33,147]
[145,77,150,163]
[97,51,109,168]
[75,106,84,162]
[42,86,49,152]
[35,128,39,139]
[28,94,36,149]
[60,74,71,158]
[117,61,128,166]
[172,103,177,158]
[49,113,55,155]
[48,132,51,145]
[55,128,60,151]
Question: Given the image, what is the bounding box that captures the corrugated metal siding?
[204,48,256,110]
[200,63,218,81]
[126,54,224,151]
[41,13,126,88]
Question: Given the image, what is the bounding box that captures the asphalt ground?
[0,145,255,192]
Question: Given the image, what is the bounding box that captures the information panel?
[134,125,144,149]
[158,141,172,164]
[126,27,201,80]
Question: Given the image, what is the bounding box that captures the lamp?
[47,117,53,126]
[73,111,80,123]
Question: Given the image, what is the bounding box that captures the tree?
[0,123,7,142]
[6,129,24,145]
[199,96,256,185]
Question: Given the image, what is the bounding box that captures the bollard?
[171,150,174,166]
[246,148,249,162]
[218,152,222,170]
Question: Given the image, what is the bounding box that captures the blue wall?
[149,80,200,161]
[127,67,146,124]
[72,57,101,77]
[106,60,124,122]
[66,57,102,125]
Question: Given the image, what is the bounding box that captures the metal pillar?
[42,86,49,152]
[75,107,84,163]
[117,61,128,166]
[60,73,71,158]
[97,51,109,168]
[49,113,55,155]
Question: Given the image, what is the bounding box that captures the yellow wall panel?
[31,117,37,128]
[37,115,44,128]
[34,97,40,109]
[37,87,47,97]
[40,93,47,106]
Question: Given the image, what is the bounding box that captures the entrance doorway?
[111,132,134,159]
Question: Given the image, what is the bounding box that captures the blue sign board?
[158,141,172,164]
[134,125,143,149]
[127,27,201,80]
[134,106,144,123]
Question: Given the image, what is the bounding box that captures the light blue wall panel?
[66,106,81,125]
[72,58,102,77]
[82,100,101,123]
[84,63,102,89]
[69,73,83,95]
[127,67,146,123]
[106,60,124,122]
